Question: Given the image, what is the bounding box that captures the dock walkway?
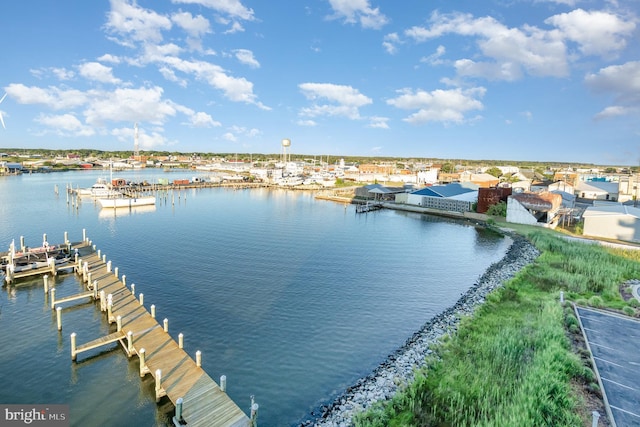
[65,240,252,427]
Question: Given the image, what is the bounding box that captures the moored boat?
[97,195,156,209]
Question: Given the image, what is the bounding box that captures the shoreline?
[299,232,540,426]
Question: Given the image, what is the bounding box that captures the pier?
[5,232,254,427]
[355,201,383,213]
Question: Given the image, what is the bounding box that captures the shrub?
[622,306,636,316]
[588,296,604,308]
[487,201,507,217]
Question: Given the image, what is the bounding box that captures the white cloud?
[172,0,255,21]
[161,57,269,109]
[535,0,577,5]
[234,49,260,68]
[593,105,635,120]
[420,45,446,65]
[97,54,121,64]
[382,33,400,55]
[297,119,317,126]
[83,86,176,126]
[405,11,570,80]
[387,86,486,124]
[78,62,121,84]
[327,0,388,29]
[35,113,96,136]
[190,111,221,127]
[368,116,389,129]
[585,61,640,118]
[545,9,635,57]
[222,132,237,141]
[6,84,88,110]
[299,82,372,120]
[106,0,172,45]
[112,126,168,149]
[171,11,211,38]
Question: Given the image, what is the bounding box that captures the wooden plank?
[75,331,126,354]
[54,290,94,305]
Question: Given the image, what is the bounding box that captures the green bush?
[487,201,507,217]
[623,306,636,316]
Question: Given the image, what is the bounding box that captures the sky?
[0,0,639,165]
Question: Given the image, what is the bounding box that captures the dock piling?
[155,369,166,402]
[114,266,119,279]
[71,332,77,361]
[43,274,49,294]
[196,350,202,368]
[220,375,226,392]
[139,293,144,306]
[127,331,133,357]
[178,333,183,349]
[99,290,106,311]
[82,229,86,242]
[107,294,113,323]
[116,315,122,332]
[174,397,184,425]
[163,318,168,333]
[121,275,126,287]
[151,304,156,319]
[56,306,62,331]
[50,288,56,309]
[251,402,259,427]
[20,236,25,252]
[139,348,149,377]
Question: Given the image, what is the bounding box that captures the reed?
[354,230,640,426]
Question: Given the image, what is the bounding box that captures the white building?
[582,203,640,242]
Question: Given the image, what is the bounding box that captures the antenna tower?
[134,123,140,157]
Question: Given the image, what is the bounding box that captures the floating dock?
[6,232,254,427]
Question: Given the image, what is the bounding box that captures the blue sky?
[1,0,639,165]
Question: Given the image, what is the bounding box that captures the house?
[582,203,640,242]
[575,181,619,201]
[403,183,478,212]
[459,172,500,188]
[506,191,562,227]
[355,184,408,200]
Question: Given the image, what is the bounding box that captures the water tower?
[281,138,291,164]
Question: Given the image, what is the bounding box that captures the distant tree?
[440,162,454,173]
[604,167,617,173]
[485,166,503,178]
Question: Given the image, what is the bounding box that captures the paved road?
[576,306,640,427]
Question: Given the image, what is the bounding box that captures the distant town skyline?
[0,1,639,166]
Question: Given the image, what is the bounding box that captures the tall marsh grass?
[354,230,640,426]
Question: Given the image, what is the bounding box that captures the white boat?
[76,178,120,198]
[97,195,156,209]
[1,246,71,273]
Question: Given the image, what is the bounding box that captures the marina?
[7,232,253,427]
[0,169,511,426]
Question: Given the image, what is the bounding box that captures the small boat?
[97,195,156,209]
[1,245,71,273]
[76,178,120,198]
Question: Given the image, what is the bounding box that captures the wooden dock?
[355,201,383,213]
[48,238,253,427]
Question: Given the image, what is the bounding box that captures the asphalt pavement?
[576,306,640,427]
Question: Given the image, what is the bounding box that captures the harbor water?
[0,169,511,426]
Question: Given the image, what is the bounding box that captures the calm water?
[0,169,511,426]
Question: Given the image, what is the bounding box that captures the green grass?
[354,229,640,426]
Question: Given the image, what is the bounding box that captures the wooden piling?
[71,332,77,361]
[56,306,62,331]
